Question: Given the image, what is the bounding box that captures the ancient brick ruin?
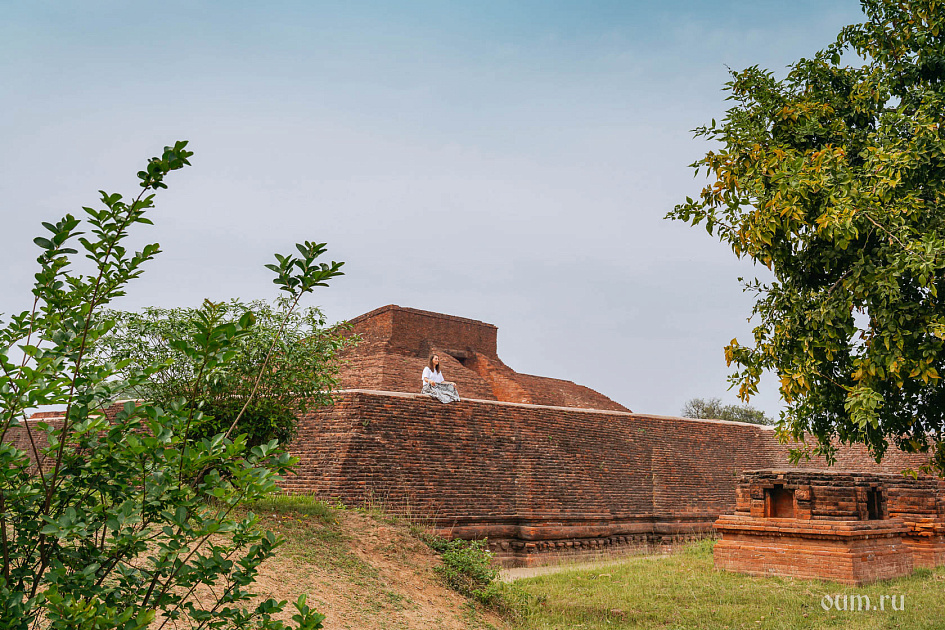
[714,470,945,584]
[335,305,628,411]
[7,305,942,575]
[284,305,938,568]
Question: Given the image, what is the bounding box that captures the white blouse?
[422,366,444,385]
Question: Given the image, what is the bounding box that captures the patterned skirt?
[421,382,461,403]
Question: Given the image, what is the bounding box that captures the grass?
[504,538,945,629]
[245,492,336,521]
[240,494,945,629]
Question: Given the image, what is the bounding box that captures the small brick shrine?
[714,469,945,584]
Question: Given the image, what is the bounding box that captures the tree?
[94,298,356,449]
[668,0,945,474]
[0,142,337,628]
[681,397,774,425]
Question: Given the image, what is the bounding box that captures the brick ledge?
[334,388,777,428]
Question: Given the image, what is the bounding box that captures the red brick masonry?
[279,391,933,567]
[714,470,945,584]
[7,394,937,569]
[9,305,941,571]
[337,305,629,411]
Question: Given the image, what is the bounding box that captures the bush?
[96,296,355,450]
[435,539,499,600]
[0,142,338,629]
[418,533,534,618]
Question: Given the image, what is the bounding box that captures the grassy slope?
[242,498,945,630]
[509,539,945,630]
[240,496,510,630]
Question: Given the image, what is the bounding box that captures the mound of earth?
[245,502,510,630]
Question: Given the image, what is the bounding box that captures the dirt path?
[499,554,668,582]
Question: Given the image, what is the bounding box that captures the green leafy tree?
[668,0,945,473]
[94,298,355,449]
[0,142,338,628]
[681,397,774,425]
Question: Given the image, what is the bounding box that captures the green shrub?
[0,142,337,629]
[435,539,499,601]
[96,298,356,450]
[417,533,534,618]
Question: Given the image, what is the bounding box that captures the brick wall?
[4,419,52,472]
[7,389,936,567]
[279,390,933,564]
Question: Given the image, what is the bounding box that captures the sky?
[1,0,869,417]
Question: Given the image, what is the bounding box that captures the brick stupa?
[336,305,629,412]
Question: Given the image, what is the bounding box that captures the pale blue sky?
[1,1,867,416]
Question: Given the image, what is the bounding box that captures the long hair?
[428,354,440,374]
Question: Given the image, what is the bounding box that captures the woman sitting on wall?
[422,354,461,403]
